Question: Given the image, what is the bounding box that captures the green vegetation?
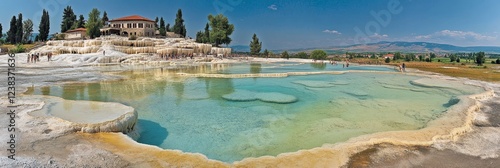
[0,23,2,40]
[195,23,210,43]
[262,49,269,58]
[296,52,308,59]
[249,33,261,56]
[282,51,289,59]
[61,6,76,33]
[208,14,234,47]
[310,50,326,61]
[476,51,485,66]
[102,11,109,25]
[15,13,23,44]
[9,44,25,53]
[85,8,103,39]
[22,19,33,43]
[173,9,187,37]
[70,14,85,29]
[7,16,16,43]
[154,17,159,29]
[159,17,166,36]
[385,57,391,63]
[38,9,50,41]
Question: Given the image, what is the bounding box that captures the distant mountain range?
[231,41,500,54]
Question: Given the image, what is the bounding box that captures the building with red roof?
[100,15,156,37]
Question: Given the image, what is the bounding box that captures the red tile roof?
[65,28,86,33]
[110,15,154,22]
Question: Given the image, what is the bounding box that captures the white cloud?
[268,4,278,10]
[369,33,388,39]
[323,29,342,35]
[415,30,496,41]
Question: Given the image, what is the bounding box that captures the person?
[402,63,406,72]
[103,50,106,56]
[27,54,31,63]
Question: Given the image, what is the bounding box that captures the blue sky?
[1,0,499,49]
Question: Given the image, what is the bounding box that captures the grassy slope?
[352,58,500,82]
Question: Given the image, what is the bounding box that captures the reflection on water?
[26,63,485,163]
[310,62,327,70]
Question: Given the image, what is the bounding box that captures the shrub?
[496,58,500,64]
[491,61,496,64]
[310,50,326,60]
[9,44,26,53]
[384,57,390,63]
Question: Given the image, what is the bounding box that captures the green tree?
[385,57,391,63]
[61,6,76,32]
[159,17,166,36]
[282,51,289,59]
[449,54,457,62]
[85,8,103,39]
[370,53,376,59]
[496,58,500,64]
[208,14,234,47]
[77,15,85,28]
[0,23,2,39]
[102,11,109,25]
[34,35,39,42]
[7,16,16,44]
[16,13,23,44]
[154,17,159,29]
[393,52,402,60]
[22,19,33,43]
[262,49,269,58]
[476,52,485,66]
[310,50,327,61]
[173,9,187,37]
[418,55,424,61]
[297,52,308,59]
[166,23,170,32]
[249,33,261,55]
[195,31,204,43]
[38,9,50,41]
[430,53,436,62]
[203,23,210,43]
[456,57,460,63]
[405,53,415,61]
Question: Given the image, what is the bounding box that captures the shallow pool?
[27,63,484,162]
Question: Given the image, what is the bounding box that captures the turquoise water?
[27,63,484,163]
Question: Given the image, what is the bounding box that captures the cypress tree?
[102,11,109,25]
[38,9,50,41]
[203,23,210,43]
[7,16,16,44]
[0,23,2,39]
[154,17,159,29]
[159,17,166,36]
[173,9,186,37]
[16,13,23,44]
